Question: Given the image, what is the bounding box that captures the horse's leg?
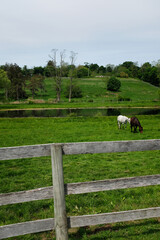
[134,126,137,133]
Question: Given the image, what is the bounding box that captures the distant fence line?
[0,139,160,239]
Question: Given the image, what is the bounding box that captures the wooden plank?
[1,207,160,239]
[66,174,160,195]
[0,144,51,160]
[0,187,53,206]
[0,218,54,239]
[69,207,160,228]
[1,175,160,206]
[0,140,160,160]
[62,139,160,155]
[51,144,68,240]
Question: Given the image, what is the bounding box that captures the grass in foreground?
[0,115,160,147]
[0,115,160,239]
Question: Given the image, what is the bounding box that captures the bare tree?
[56,49,65,102]
[49,49,58,67]
[49,49,65,103]
[84,62,90,77]
[69,51,77,102]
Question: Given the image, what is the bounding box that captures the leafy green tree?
[116,61,140,78]
[33,66,44,75]
[119,71,129,78]
[22,65,32,78]
[107,76,121,91]
[28,74,45,98]
[106,66,113,73]
[2,63,26,100]
[0,69,11,100]
[89,63,99,72]
[122,61,135,69]
[77,66,88,78]
[98,65,106,75]
[115,66,129,78]
[140,62,159,86]
[44,61,56,77]
[106,65,114,76]
[155,60,160,85]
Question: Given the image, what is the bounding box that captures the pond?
[0,108,160,118]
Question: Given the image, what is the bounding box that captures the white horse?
[117,115,130,129]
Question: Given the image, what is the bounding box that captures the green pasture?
[0,115,160,147]
[0,77,160,109]
[0,114,160,239]
[29,77,160,102]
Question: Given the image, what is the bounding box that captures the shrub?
[107,77,121,91]
[119,72,129,78]
[65,85,83,98]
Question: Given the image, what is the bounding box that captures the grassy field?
[0,76,160,239]
[0,77,160,109]
[30,77,160,102]
[0,114,160,239]
[0,115,160,147]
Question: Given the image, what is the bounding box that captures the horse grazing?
[117,115,130,129]
[130,117,143,133]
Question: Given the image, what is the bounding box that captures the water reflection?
[0,108,159,118]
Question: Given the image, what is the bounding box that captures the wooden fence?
[0,139,160,239]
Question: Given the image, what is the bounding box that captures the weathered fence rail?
[0,139,160,239]
[1,175,160,206]
[1,139,160,161]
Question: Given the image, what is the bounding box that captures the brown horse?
[130,117,143,133]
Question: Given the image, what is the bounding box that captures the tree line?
[0,51,160,102]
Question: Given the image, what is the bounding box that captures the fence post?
[51,144,68,240]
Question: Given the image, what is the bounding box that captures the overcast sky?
[0,0,160,68]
